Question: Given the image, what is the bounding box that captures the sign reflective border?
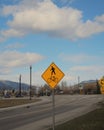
[41,62,65,89]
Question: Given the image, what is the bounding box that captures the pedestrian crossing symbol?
[41,62,65,89]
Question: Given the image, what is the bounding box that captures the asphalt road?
[0,95,103,130]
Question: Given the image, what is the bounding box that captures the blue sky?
[0,0,104,86]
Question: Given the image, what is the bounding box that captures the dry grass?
[0,98,41,108]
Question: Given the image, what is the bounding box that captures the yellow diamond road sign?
[99,78,104,86]
[99,77,104,94]
[41,62,65,89]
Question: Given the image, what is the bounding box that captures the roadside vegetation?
[0,99,41,108]
[49,101,104,130]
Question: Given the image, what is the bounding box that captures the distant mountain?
[80,80,96,84]
[0,80,29,90]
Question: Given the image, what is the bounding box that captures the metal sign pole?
[52,89,55,130]
[19,74,21,96]
[30,65,32,100]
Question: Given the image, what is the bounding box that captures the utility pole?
[30,65,32,100]
[78,76,80,94]
[19,74,22,96]
[78,76,80,87]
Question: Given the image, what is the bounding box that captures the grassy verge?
[49,102,104,130]
[0,98,41,108]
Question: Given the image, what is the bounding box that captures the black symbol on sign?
[47,76,58,83]
[50,66,56,75]
[47,66,58,83]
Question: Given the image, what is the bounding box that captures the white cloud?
[0,51,44,74]
[76,19,104,38]
[0,67,11,75]
[71,66,93,72]
[95,14,104,23]
[59,53,98,63]
[59,52,104,83]
[1,29,26,38]
[63,72,76,84]
[0,36,5,42]
[5,43,24,49]
[61,65,104,85]
[71,65,104,71]
[0,0,104,40]
[70,65,104,77]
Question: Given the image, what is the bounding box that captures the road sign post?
[30,65,32,100]
[41,62,64,130]
[52,89,55,130]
